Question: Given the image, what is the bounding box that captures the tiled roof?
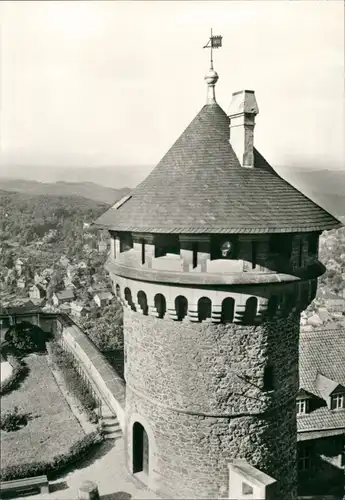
[95,292,113,300]
[298,328,345,433]
[55,289,75,300]
[94,103,341,234]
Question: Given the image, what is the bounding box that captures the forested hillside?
[0,190,109,269]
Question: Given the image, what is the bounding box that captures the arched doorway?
[133,422,149,475]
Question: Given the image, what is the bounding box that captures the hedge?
[49,342,98,420]
[0,354,29,396]
[0,430,104,481]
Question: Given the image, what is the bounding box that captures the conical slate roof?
[95,102,341,234]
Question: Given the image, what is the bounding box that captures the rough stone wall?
[124,306,300,499]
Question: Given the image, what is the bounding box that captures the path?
[15,437,161,500]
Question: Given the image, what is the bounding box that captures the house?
[98,240,108,253]
[317,307,332,324]
[59,303,71,314]
[306,313,323,327]
[70,301,88,318]
[52,289,75,306]
[17,277,26,289]
[42,268,54,279]
[63,277,77,289]
[60,255,70,267]
[29,284,46,300]
[319,289,345,313]
[4,269,16,285]
[15,258,27,275]
[34,272,42,284]
[93,291,113,308]
[67,265,77,279]
[34,273,48,288]
[297,328,345,496]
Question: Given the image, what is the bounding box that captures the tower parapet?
[94,41,342,500]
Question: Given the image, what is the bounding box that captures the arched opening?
[133,422,149,475]
[267,295,279,318]
[221,297,235,323]
[243,296,258,325]
[154,293,166,319]
[137,291,148,315]
[115,284,120,297]
[175,296,188,321]
[198,296,212,322]
[124,287,136,311]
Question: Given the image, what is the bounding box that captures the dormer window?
[296,398,309,415]
[331,393,345,410]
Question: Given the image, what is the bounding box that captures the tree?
[5,322,50,354]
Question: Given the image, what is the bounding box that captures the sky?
[0,0,344,186]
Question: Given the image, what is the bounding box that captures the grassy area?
[1,352,84,469]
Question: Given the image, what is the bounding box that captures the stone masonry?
[124,304,300,499]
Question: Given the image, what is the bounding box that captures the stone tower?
[95,61,341,499]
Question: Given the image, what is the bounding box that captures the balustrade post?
[166,301,178,320]
[234,303,246,324]
[211,304,222,323]
[188,304,199,323]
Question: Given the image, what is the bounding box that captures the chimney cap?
[228,90,259,117]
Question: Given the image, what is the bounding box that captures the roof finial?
[203,29,222,104]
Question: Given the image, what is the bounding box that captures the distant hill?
[277,168,345,217]
[0,179,131,205]
[0,190,110,265]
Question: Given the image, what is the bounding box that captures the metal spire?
[203,29,222,104]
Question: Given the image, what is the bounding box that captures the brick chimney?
[228,90,259,168]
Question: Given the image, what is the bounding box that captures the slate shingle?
[298,328,345,432]
[95,103,341,234]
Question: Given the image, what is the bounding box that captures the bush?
[0,354,29,395]
[49,342,97,413]
[0,430,103,481]
[86,408,99,424]
[0,406,28,432]
[5,322,51,354]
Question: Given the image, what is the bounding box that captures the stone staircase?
[100,404,122,441]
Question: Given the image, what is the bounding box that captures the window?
[298,445,312,471]
[221,297,235,324]
[242,482,253,496]
[263,365,274,391]
[175,296,188,321]
[198,297,212,322]
[331,393,345,410]
[296,399,309,415]
[243,296,258,325]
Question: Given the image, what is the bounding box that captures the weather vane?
[203,28,222,70]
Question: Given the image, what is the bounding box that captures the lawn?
[1,352,85,469]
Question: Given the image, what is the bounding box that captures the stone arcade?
[94,57,342,499]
